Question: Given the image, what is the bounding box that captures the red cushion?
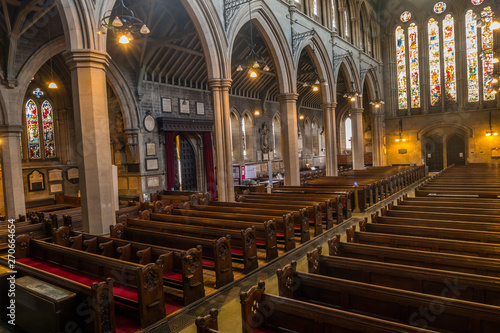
[231,248,243,255]
[163,272,183,281]
[276,233,284,236]
[256,240,266,245]
[202,259,215,267]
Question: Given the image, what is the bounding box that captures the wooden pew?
[52,226,205,305]
[328,235,500,277]
[360,218,500,244]
[0,217,51,250]
[240,281,437,333]
[0,258,115,333]
[277,262,500,333]
[346,224,500,259]
[372,211,500,233]
[183,202,314,242]
[208,200,323,238]
[243,192,342,227]
[195,309,219,333]
[118,216,258,274]
[383,207,500,224]
[391,203,500,216]
[14,235,166,328]
[236,196,330,235]
[399,196,500,209]
[306,246,500,305]
[145,210,279,261]
[110,223,234,288]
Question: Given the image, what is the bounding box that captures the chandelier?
[343,81,362,101]
[369,92,384,108]
[235,1,269,78]
[99,0,150,44]
[302,65,327,92]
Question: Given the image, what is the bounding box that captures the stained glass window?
[466,10,479,102]
[428,19,441,105]
[332,0,336,28]
[313,0,318,15]
[408,23,420,108]
[434,2,446,14]
[443,14,456,102]
[41,100,56,158]
[482,7,495,101]
[345,118,352,150]
[472,0,484,5]
[344,10,349,37]
[25,99,41,159]
[242,117,246,156]
[401,11,411,22]
[396,26,407,109]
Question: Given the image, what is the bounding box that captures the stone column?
[65,50,115,234]
[278,93,300,185]
[208,79,234,202]
[371,108,385,166]
[322,102,338,176]
[351,107,365,170]
[0,125,25,219]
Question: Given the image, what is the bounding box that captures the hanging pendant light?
[100,0,150,44]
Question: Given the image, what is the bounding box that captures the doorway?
[446,134,465,167]
[425,135,443,172]
[174,135,197,191]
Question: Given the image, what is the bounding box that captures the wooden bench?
[144,209,279,261]
[110,223,233,288]
[184,202,314,242]
[372,211,500,233]
[306,246,500,306]
[328,235,500,277]
[360,218,500,244]
[0,218,50,250]
[277,261,500,333]
[243,192,342,227]
[118,215,258,274]
[195,309,219,333]
[52,226,205,305]
[347,224,500,259]
[13,235,166,328]
[236,196,330,234]
[240,281,437,333]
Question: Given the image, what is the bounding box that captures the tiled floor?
[147,177,427,333]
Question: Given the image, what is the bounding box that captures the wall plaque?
[147,176,160,188]
[179,99,190,114]
[161,97,172,113]
[146,142,156,156]
[50,184,63,194]
[67,168,79,184]
[196,102,204,115]
[28,170,45,192]
[48,169,63,182]
[146,158,159,171]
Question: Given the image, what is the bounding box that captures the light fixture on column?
[302,66,327,92]
[395,119,406,142]
[486,111,498,136]
[299,114,305,120]
[343,81,362,102]
[369,92,384,108]
[99,0,150,44]
[47,22,57,89]
[235,1,269,78]
[254,110,260,116]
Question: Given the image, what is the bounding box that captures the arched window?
[443,14,456,102]
[313,0,318,16]
[408,23,420,108]
[25,98,56,160]
[272,115,282,159]
[345,117,352,150]
[466,9,479,102]
[481,6,495,101]
[396,26,407,109]
[428,18,441,105]
[332,0,336,29]
[242,116,246,157]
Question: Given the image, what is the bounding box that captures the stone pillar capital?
[277,93,299,102]
[321,102,337,109]
[207,78,232,90]
[63,50,110,71]
[350,108,364,114]
[0,124,23,135]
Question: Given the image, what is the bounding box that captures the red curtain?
[203,132,216,200]
[165,132,175,191]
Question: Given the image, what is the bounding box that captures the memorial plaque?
[28,170,45,192]
[48,169,62,182]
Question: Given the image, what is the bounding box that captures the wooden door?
[175,135,197,191]
[446,134,465,167]
[425,135,443,172]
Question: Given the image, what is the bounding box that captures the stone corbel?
[124,128,139,163]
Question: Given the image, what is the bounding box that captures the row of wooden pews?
[269,165,425,211]
[195,164,500,333]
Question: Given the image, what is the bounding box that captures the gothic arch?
[227,0,295,93]
[418,121,474,139]
[295,37,336,104]
[336,56,361,95]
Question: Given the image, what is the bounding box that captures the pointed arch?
[336,55,361,96]
[227,0,295,94]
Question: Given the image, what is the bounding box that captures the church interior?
[0,0,500,332]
